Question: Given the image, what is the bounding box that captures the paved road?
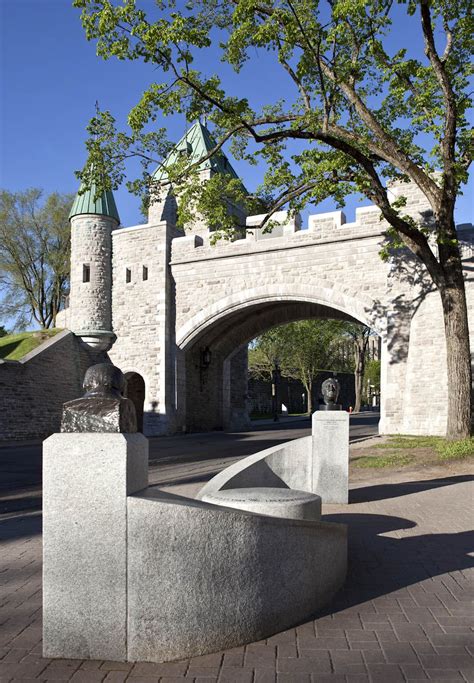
[0,460,472,681]
[0,413,379,513]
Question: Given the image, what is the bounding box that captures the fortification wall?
[110,220,182,435]
[0,331,102,441]
[169,181,473,435]
[171,210,392,335]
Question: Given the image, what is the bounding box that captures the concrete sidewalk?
[0,457,472,682]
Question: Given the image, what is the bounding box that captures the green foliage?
[363,359,381,401]
[249,318,353,412]
[249,318,350,382]
[365,360,381,388]
[354,453,414,468]
[0,326,7,338]
[0,329,61,361]
[73,0,472,246]
[374,435,474,460]
[375,435,442,449]
[436,437,474,460]
[0,189,72,329]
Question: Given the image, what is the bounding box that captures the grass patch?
[375,435,442,450]
[0,329,61,361]
[361,434,474,467]
[436,437,474,461]
[354,453,414,468]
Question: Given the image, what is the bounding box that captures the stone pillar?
[223,346,251,431]
[312,411,349,504]
[42,433,148,660]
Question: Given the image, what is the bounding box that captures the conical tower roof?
[153,120,241,183]
[69,175,120,224]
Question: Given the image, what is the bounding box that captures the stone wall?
[0,331,103,441]
[170,182,474,435]
[58,175,473,437]
[109,220,182,435]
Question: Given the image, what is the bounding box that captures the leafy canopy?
[249,319,354,385]
[74,0,472,264]
[0,189,72,329]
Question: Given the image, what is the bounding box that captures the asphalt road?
[0,412,379,513]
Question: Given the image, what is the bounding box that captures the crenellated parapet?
[171,203,389,264]
[171,195,473,265]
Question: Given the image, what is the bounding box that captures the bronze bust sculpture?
[61,363,137,433]
[320,377,342,411]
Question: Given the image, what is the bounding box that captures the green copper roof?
[69,180,120,224]
[153,120,240,182]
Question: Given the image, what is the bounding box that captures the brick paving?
[0,464,473,682]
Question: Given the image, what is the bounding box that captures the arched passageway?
[176,296,380,433]
[125,372,146,432]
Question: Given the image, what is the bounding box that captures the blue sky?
[0,0,472,229]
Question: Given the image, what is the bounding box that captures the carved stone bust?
[320,377,342,411]
[61,363,137,433]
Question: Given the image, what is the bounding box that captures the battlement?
[171,185,473,264]
[171,203,389,263]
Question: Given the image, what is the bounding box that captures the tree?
[249,319,349,413]
[75,0,472,437]
[0,189,72,329]
[0,326,7,338]
[364,359,381,404]
[341,323,372,413]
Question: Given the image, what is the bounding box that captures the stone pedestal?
[42,433,148,661]
[312,411,349,504]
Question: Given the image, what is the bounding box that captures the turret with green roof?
[69,179,120,224]
[152,120,240,183]
[149,120,246,231]
[67,169,119,351]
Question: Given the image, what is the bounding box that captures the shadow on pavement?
[350,473,474,503]
[317,512,474,616]
[0,511,42,541]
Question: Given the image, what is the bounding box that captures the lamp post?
[272,358,281,422]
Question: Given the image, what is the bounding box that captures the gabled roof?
[152,120,240,182]
[69,178,120,224]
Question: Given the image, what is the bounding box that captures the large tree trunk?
[430,208,472,439]
[439,274,472,439]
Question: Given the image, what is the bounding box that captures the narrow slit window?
[142,265,148,281]
[82,264,90,283]
[126,268,131,283]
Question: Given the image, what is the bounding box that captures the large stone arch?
[174,283,387,432]
[176,282,385,351]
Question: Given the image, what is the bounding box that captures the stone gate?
[57,123,474,438]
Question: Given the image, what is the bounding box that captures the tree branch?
[419,0,457,202]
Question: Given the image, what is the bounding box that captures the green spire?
[69,178,120,224]
[153,120,240,182]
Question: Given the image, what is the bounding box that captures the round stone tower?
[68,179,120,351]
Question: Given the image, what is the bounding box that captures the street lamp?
[199,346,212,391]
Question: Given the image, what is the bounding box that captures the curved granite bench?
[201,487,322,521]
[44,433,347,664]
[127,487,345,662]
